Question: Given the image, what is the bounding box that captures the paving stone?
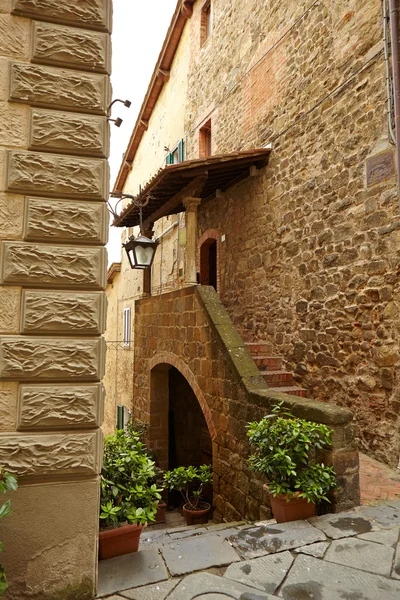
[160,534,240,576]
[392,541,400,580]
[360,504,400,527]
[227,520,325,560]
[168,572,275,600]
[224,550,294,594]
[119,579,181,600]
[358,526,400,547]
[169,528,211,540]
[279,554,400,600]
[97,550,169,597]
[165,524,203,535]
[388,499,400,510]
[309,511,374,539]
[324,537,395,576]
[206,521,246,531]
[293,541,330,558]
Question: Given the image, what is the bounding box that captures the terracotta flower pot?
[264,485,315,523]
[183,501,211,526]
[98,523,143,560]
[155,501,167,524]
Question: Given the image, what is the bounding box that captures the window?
[166,139,185,165]
[201,1,212,46]
[123,307,131,348]
[117,405,131,430]
[199,120,212,158]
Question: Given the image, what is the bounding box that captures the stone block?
[0,102,29,147]
[0,430,101,477]
[0,479,99,597]
[24,197,108,244]
[29,109,109,158]
[1,241,107,289]
[0,287,20,334]
[0,193,24,239]
[9,63,110,115]
[6,150,108,200]
[12,0,112,32]
[0,336,106,380]
[21,290,106,335]
[18,382,104,430]
[0,14,29,59]
[32,21,111,73]
[0,381,17,431]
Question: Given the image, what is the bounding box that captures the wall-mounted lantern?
[123,235,159,270]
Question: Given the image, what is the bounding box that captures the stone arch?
[149,351,217,442]
[198,228,221,291]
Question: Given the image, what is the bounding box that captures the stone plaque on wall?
[21,290,107,335]
[32,21,111,73]
[24,197,108,244]
[12,0,112,32]
[18,383,104,430]
[29,109,109,157]
[10,63,109,114]
[1,241,107,289]
[366,151,395,187]
[0,431,101,478]
[6,151,108,200]
[0,336,106,381]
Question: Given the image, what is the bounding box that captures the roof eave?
[113,0,196,193]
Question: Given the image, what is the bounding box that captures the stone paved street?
[98,499,400,599]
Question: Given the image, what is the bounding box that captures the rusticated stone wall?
[0,1,110,598]
[182,0,400,466]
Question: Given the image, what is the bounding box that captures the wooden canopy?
[113,149,271,229]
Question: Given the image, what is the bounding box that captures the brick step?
[245,342,274,356]
[252,356,283,370]
[269,386,307,398]
[261,370,294,387]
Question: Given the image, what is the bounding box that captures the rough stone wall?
[133,286,357,522]
[0,1,110,598]
[182,0,400,464]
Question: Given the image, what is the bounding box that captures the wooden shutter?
[178,139,185,163]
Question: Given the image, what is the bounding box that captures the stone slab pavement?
[98,501,400,599]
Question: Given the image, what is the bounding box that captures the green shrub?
[164,465,212,511]
[0,469,17,596]
[100,427,162,528]
[247,402,336,504]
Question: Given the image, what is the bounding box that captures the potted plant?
[247,402,336,523]
[99,424,162,560]
[0,469,18,596]
[164,465,213,526]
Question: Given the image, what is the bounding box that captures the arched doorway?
[199,237,218,290]
[149,361,213,506]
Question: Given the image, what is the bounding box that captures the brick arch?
[198,228,221,291]
[149,351,217,441]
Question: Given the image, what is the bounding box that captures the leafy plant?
[164,465,212,511]
[100,427,163,528]
[247,402,336,504]
[0,469,18,596]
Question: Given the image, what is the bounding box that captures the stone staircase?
[246,343,307,397]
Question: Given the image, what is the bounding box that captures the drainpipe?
[389,0,400,210]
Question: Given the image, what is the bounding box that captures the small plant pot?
[155,501,167,524]
[183,501,211,526]
[265,486,315,523]
[99,523,143,560]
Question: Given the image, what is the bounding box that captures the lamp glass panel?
[135,245,154,266]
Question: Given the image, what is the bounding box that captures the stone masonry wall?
[133,286,357,523]
[183,0,400,465]
[0,1,110,598]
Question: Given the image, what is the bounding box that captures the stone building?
[0,1,110,598]
[108,0,400,522]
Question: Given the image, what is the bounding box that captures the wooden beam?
[142,174,208,231]
[158,69,170,82]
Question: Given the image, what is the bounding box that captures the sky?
[107,0,177,264]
